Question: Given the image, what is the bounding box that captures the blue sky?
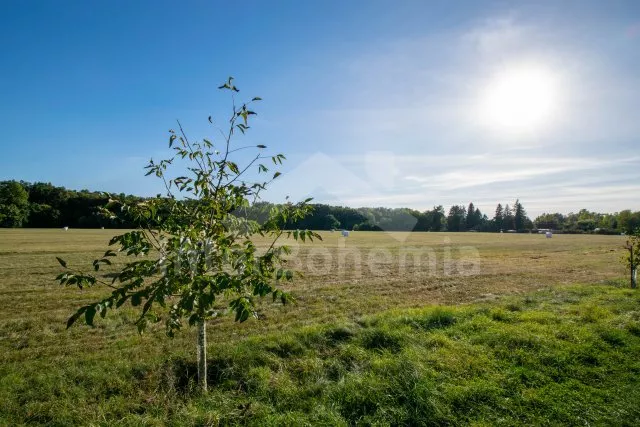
[1,0,639,216]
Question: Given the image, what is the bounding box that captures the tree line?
[1,180,638,233]
[534,209,640,234]
[0,181,139,228]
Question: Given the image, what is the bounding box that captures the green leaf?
[188,313,199,326]
[141,292,155,318]
[85,306,96,327]
[66,307,86,329]
[131,294,142,307]
[56,257,67,268]
[115,295,128,308]
[228,162,240,174]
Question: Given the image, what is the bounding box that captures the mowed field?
[0,229,627,335]
[1,229,637,425]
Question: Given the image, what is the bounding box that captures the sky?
[1,0,639,217]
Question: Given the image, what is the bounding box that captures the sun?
[478,64,560,134]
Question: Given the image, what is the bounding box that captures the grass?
[0,229,636,425]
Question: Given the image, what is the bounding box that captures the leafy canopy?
[0,181,29,227]
[56,78,321,335]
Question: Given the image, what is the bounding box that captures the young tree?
[54,78,320,391]
[623,230,640,289]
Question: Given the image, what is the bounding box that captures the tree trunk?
[197,320,207,391]
[631,245,637,289]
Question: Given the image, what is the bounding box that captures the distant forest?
[1,180,639,234]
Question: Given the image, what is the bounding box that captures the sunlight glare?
[478,64,560,134]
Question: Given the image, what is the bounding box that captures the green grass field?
[1,229,638,425]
